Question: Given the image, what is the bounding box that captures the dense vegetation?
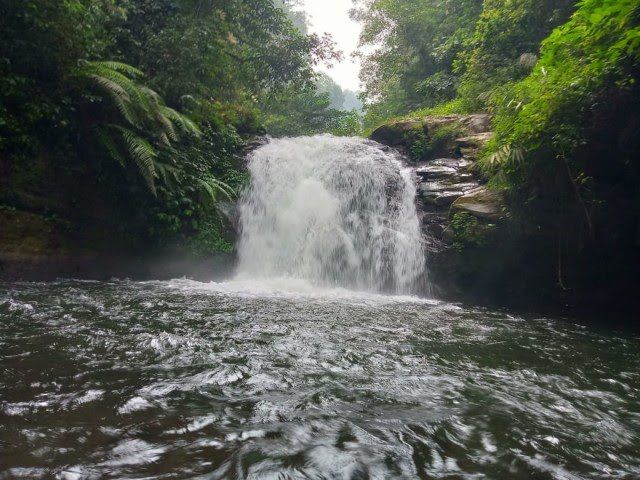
[357,0,640,310]
[0,0,358,255]
[354,0,578,129]
[484,0,640,307]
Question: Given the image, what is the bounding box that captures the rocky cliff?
[370,115,542,307]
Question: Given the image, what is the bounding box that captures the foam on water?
[155,277,440,306]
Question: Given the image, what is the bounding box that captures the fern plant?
[74,60,211,195]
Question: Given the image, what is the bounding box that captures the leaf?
[160,106,201,137]
[197,176,235,206]
[94,128,127,167]
[113,126,158,195]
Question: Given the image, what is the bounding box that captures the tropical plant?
[74,60,203,194]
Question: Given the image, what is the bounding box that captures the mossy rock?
[370,114,492,161]
[449,212,496,251]
[369,120,425,147]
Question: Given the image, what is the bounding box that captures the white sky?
[301,0,363,92]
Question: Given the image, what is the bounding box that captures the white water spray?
[236,135,426,294]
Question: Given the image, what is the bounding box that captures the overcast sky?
[301,0,363,92]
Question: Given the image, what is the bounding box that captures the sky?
[301,0,363,92]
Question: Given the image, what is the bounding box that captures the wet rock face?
[451,187,503,222]
[417,159,477,206]
[384,116,500,248]
[416,157,484,252]
[371,114,509,301]
[370,120,424,147]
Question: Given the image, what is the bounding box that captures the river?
[1,280,639,478]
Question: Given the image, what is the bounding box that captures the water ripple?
[0,280,639,479]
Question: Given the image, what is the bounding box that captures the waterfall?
[236,135,426,294]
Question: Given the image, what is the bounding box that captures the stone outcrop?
[371,113,502,233]
[369,120,424,147]
[370,113,509,301]
[370,114,492,159]
[450,186,504,221]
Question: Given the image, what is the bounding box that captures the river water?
[1,279,639,479]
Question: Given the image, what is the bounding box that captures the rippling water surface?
[1,279,639,479]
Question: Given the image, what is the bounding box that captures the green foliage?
[355,0,576,124]
[450,212,492,251]
[261,84,357,137]
[474,0,640,294]
[354,0,483,126]
[73,60,207,195]
[455,0,575,111]
[330,111,364,137]
[0,0,343,255]
[405,123,463,161]
[409,98,473,117]
[486,0,640,177]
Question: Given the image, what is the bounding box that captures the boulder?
[450,187,504,221]
[370,120,424,147]
[463,114,492,134]
[455,132,493,149]
[370,114,493,159]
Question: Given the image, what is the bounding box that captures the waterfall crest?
[236,135,426,294]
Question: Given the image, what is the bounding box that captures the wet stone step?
[422,191,468,207]
[415,159,473,180]
[420,180,478,194]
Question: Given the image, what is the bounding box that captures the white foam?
[157,277,439,307]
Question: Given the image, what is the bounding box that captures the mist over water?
[237,136,426,294]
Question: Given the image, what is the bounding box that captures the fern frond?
[155,161,181,190]
[158,132,172,146]
[160,106,201,136]
[94,128,127,167]
[77,62,149,126]
[197,176,235,205]
[114,126,158,195]
[91,61,144,77]
[155,108,178,142]
[92,68,150,112]
[88,74,139,125]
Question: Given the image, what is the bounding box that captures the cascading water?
[236,135,427,294]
